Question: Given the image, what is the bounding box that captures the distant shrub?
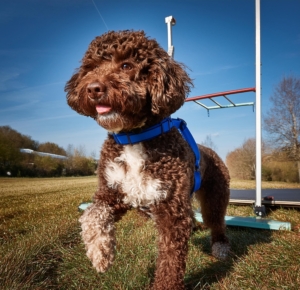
[262,161,298,182]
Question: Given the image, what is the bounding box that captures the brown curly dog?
[65,30,230,290]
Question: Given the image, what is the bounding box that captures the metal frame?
[185,87,255,116]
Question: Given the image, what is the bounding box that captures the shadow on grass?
[185,227,273,289]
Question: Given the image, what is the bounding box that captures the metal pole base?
[254,204,266,217]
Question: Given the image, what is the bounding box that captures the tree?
[34,155,64,177]
[226,138,257,180]
[264,76,300,182]
[201,135,217,152]
[65,145,96,176]
[0,126,40,176]
[0,126,96,177]
[37,142,67,156]
[0,126,38,150]
[0,131,22,174]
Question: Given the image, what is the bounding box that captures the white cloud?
[0,69,26,91]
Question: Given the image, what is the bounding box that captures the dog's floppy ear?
[65,71,94,116]
[148,54,193,117]
[65,72,80,111]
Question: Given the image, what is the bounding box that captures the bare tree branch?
[263,76,300,181]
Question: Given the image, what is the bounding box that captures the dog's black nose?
[87,82,106,99]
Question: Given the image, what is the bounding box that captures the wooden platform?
[230,189,300,207]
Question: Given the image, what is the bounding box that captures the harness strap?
[112,117,201,194]
[170,118,201,194]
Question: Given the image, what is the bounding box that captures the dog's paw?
[79,203,116,272]
[212,242,230,260]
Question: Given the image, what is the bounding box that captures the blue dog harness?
[112,117,201,194]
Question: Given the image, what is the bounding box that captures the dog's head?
[65,30,193,133]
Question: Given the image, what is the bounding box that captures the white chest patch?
[104,143,167,207]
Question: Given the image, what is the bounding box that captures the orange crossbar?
[185,87,256,102]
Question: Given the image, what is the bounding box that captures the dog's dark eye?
[121,63,132,71]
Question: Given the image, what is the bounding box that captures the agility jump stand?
[184,84,291,230]
[165,0,291,231]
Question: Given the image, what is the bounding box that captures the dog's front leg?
[79,200,117,272]
[151,199,193,290]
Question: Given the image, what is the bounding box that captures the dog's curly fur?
[65,30,230,290]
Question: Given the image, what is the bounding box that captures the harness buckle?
[177,118,187,131]
[160,117,172,134]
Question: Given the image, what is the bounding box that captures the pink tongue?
[96,105,111,114]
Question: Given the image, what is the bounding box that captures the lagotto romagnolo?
[65,30,230,290]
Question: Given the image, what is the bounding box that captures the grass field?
[0,177,300,290]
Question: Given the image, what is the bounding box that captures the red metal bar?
[185,87,256,102]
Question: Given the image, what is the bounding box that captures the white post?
[255,0,263,210]
[165,16,176,58]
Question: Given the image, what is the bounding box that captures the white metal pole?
[165,16,176,58]
[166,19,172,48]
[255,0,262,208]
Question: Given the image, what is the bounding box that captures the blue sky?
[1,0,299,161]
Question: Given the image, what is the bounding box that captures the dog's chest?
[104,143,166,207]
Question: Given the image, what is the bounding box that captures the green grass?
[0,177,300,289]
